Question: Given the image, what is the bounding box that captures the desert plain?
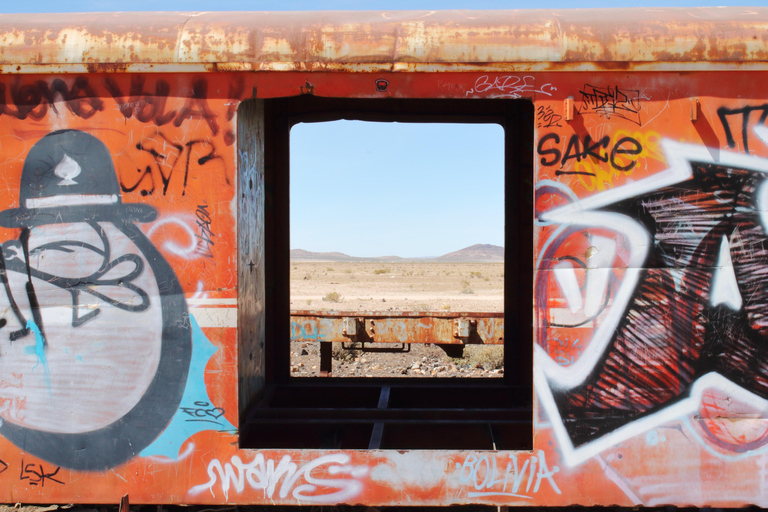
[289,261,504,378]
[291,261,503,312]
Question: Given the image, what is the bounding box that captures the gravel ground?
[290,341,503,378]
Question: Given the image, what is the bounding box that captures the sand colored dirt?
[289,262,504,377]
[291,262,503,312]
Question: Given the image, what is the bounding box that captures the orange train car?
[0,7,766,507]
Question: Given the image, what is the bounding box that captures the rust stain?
[590,60,632,71]
[84,62,130,73]
[290,311,504,345]
[0,8,764,72]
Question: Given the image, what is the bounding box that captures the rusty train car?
[0,6,766,508]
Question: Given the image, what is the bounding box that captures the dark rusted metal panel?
[0,8,767,73]
[290,311,504,345]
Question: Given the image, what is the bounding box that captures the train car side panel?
[0,64,764,506]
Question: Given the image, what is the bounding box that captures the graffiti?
[578,84,641,125]
[536,133,768,466]
[139,314,235,460]
[558,130,665,192]
[0,396,26,422]
[2,51,767,509]
[717,103,768,154]
[123,132,184,196]
[0,130,192,471]
[466,75,556,98]
[457,451,560,499]
[189,453,369,503]
[107,77,220,136]
[174,80,221,136]
[105,76,176,126]
[691,388,768,454]
[537,132,643,173]
[19,459,64,487]
[120,133,227,197]
[546,335,582,367]
[0,76,239,145]
[195,202,215,260]
[181,401,226,425]
[0,78,104,121]
[290,318,335,341]
[145,217,200,259]
[3,222,153,329]
[537,105,562,128]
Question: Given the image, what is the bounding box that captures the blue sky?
[4,0,765,256]
[292,122,504,257]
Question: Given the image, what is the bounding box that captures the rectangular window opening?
[290,120,505,380]
[240,96,533,451]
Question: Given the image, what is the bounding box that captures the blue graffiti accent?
[139,314,235,460]
[290,318,334,342]
[26,319,51,394]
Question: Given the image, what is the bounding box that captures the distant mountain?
[290,249,358,261]
[290,244,503,263]
[290,249,405,262]
[433,244,504,262]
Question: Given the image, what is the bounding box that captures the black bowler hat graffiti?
[0,129,191,471]
[0,129,157,228]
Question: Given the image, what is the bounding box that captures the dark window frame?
[241,96,533,451]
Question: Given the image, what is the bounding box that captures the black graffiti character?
[0,130,192,471]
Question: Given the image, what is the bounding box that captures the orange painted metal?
[0,6,766,509]
[0,66,763,508]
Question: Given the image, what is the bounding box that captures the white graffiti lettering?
[145,216,200,259]
[188,453,368,503]
[457,450,560,499]
[466,75,556,98]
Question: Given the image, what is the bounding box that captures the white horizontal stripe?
[187,298,238,306]
[191,308,237,328]
[26,194,118,209]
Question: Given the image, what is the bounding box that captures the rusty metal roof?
[0,8,767,73]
